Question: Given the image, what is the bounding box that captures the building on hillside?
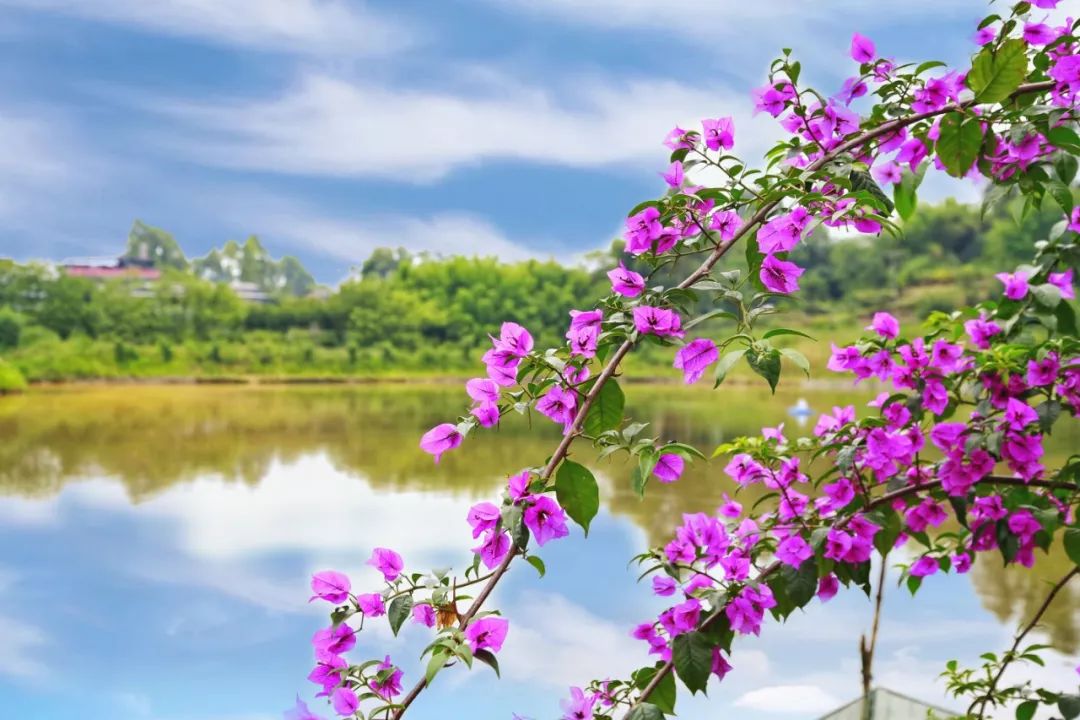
[61,256,162,281]
[228,280,271,303]
[61,255,162,298]
[818,688,956,720]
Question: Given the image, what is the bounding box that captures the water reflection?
[0,385,1077,718]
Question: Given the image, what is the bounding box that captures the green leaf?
[425,650,448,685]
[625,703,666,720]
[893,167,924,221]
[1065,527,1080,567]
[524,555,546,577]
[713,348,747,387]
[672,631,714,695]
[583,378,625,436]
[388,595,413,637]
[747,347,782,393]
[966,39,1028,103]
[631,465,650,499]
[762,327,816,341]
[784,559,819,609]
[1036,400,1061,434]
[474,648,501,678]
[1060,694,1080,720]
[1048,125,1080,153]
[936,114,983,178]
[555,459,600,536]
[1048,179,1075,214]
[850,169,894,214]
[1033,283,1063,309]
[1057,301,1079,337]
[503,503,530,550]
[651,668,677,714]
[1057,153,1079,185]
[1016,699,1038,720]
[779,348,810,377]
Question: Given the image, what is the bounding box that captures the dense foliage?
[295,4,1080,720]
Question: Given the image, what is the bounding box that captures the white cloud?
[248,204,549,265]
[0,0,409,56]
[66,456,483,565]
[482,0,999,40]
[0,110,83,223]
[0,568,49,682]
[499,592,645,689]
[151,71,770,181]
[734,684,841,714]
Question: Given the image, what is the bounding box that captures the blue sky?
[0,0,1061,282]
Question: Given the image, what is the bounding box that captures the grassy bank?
[1,310,872,388]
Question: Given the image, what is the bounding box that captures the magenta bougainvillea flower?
[652,453,685,483]
[850,32,876,63]
[759,254,804,294]
[312,624,356,660]
[607,262,645,297]
[867,312,899,339]
[995,270,1029,300]
[357,593,386,617]
[1049,268,1075,299]
[660,161,684,188]
[330,687,358,717]
[701,117,735,151]
[368,547,403,582]
[419,423,462,463]
[673,338,719,384]
[560,687,599,720]
[369,656,403,700]
[757,208,808,254]
[633,306,684,337]
[524,495,570,546]
[536,384,578,431]
[286,696,324,720]
[412,603,436,627]
[309,571,351,604]
[472,529,511,570]
[465,616,509,654]
[308,654,346,696]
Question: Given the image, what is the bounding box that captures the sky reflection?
[0,386,1077,720]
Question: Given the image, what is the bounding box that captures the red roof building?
[64,265,161,280]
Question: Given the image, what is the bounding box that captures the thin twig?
[859,555,888,720]
[968,566,1080,719]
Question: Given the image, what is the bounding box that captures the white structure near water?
[818,688,956,720]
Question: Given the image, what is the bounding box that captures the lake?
[0,384,1077,720]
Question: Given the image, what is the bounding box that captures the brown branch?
[968,566,1080,719]
[392,76,1059,720]
[859,556,888,720]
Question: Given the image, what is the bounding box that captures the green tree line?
[0,199,1059,382]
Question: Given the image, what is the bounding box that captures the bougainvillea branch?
[293,4,1080,720]
[966,566,1079,719]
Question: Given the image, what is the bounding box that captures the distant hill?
[122,220,316,297]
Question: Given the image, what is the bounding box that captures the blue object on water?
[788,397,812,417]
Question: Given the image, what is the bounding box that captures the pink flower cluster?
[468,471,570,570]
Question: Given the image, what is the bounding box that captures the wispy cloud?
[500,592,645,689]
[237,201,551,266]
[148,71,771,181]
[0,0,410,56]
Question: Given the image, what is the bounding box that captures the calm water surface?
[0,385,1077,720]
